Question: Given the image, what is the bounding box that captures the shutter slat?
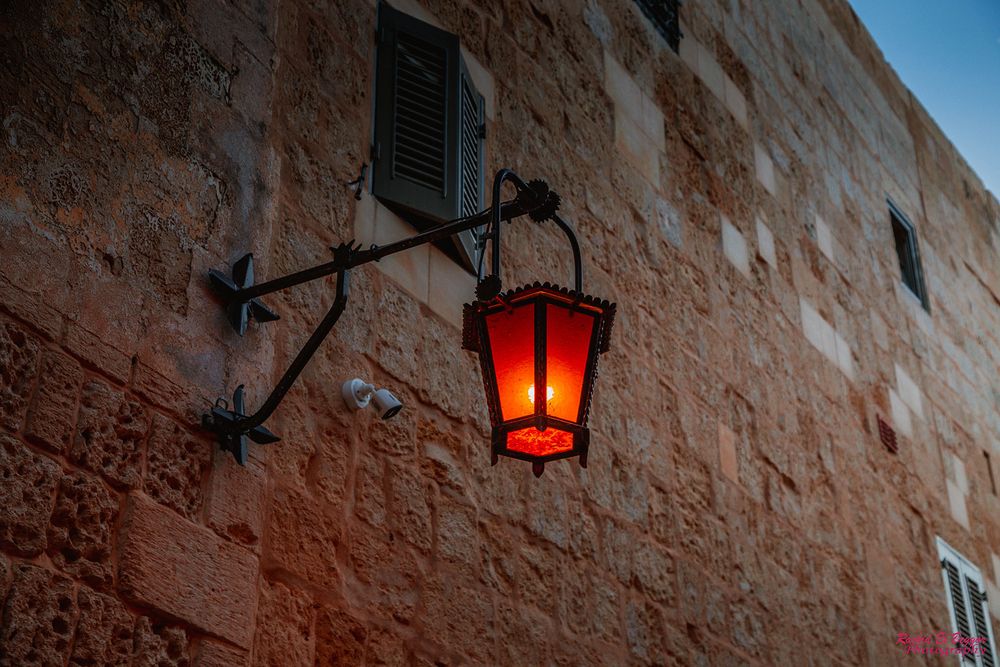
[967,578,995,667]
[395,76,445,104]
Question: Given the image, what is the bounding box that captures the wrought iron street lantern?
[463,283,614,476]
[202,169,616,476]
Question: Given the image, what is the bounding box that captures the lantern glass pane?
[545,303,595,422]
[485,302,536,420]
[507,428,574,457]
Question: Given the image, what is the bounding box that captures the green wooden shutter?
[455,60,485,270]
[373,3,459,223]
[372,3,485,273]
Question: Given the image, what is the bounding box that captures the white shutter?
[938,537,999,667]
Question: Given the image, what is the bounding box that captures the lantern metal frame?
[462,283,615,476]
[201,169,611,469]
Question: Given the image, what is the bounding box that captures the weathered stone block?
[436,497,478,565]
[894,362,924,419]
[388,462,432,553]
[718,421,739,484]
[0,319,40,432]
[131,617,189,667]
[70,587,134,667]
[419,572,493,664]
[131,362,203,427]
[313,607,367,666]
[205,449,265,550]
[373,204,429,304]
[194,639,247,667]
[814,213,834,263]
[264,484,340,587]
[0,552,10,599]
[625,599,665,662]
[347,525,421,624]
[888,387,913,438]
[753,142,776,196]
[71,380,147,488]
[48,471,118,585]
[146,413,211,520]
[64,325,131,384]
[756,216,776,267]
[721,215,750,278]
[0,563,78,667]
[632,539,676,605]
[118,494,258,647]
[0,432,60,556]
[251,579,313,667]
[24,349,83,453]
[0,277,62,341]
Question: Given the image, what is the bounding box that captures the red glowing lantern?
[463,282,616,476]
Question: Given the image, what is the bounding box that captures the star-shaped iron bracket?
[205,385,280,465]
[208,253,279,336]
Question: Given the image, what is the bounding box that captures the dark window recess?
[986,451,998,496]
[372,3,485,272]
[889,202,929,310]
[634,0,683,53]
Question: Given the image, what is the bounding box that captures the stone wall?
[1,0,999,665]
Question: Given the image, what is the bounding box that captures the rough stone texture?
[1,0,999,664]
[194,639,248,667]
[132,617,189,667]
[251,579,314,667]
[0,552,10,600]
[0,564,78,667]
[205,450,266,550]
[0,432,60,556]
[313,606,367,666]
[48,472,118,586]
[70,587,134,667]
[118,494,257,648]
[0,319,39,433]
[146,413,211,520]
[24,350,84,453]
[263,485,341,588]
[71,381,147,489]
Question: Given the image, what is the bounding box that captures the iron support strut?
[203,169,582,463]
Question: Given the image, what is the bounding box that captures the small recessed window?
[372,3,485,272]
[986,451,997,496]
[633,0,683,53]
[889,202,929,310]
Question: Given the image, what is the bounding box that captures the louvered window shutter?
[454,59,485,270]
[938,538,999,667]
[372,3,485,272]
[968,579,996,667]
[944,559,974,652]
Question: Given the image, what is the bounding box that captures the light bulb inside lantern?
[528,384,554,404]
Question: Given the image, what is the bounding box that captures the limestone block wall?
[0,0,998,665]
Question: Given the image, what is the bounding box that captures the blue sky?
[848,0,1000,197]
